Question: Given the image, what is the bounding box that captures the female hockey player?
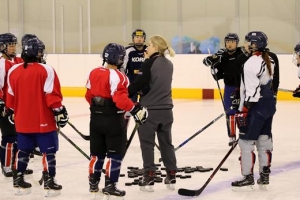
[203,33,243,146]
[231,31,275,191]
[128,35,177,192]
[122,29,147,128]
[0,33,33,177]
[6,37,68,196]
[85,43,148,198]
[291,42,300,97]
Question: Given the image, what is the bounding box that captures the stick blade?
[178,188,199,197]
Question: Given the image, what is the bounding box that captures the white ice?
[1,98,300,200]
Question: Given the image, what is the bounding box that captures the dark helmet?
[102,43,126,66]
[22,38,45,58]
[245,31,268,51]
[224,33,239,44]
[0,33,18,57]
[293,42,300,66]
[294,42,300,53]
[21,34,38,47]
[131,29,146,39]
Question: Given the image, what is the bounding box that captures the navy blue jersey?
[122,45,147,83]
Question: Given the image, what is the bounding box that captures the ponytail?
[262,52,272,76]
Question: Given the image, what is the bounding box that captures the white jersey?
[239,53,274,111]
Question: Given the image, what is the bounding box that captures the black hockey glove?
[53,105,69,128]
[130,103,148,125]
[7,109,14,124]
[234,107,248,133]
[243,101,256,109]
[0,99,5,117]
[203,56,214,66]
[230,88,240,110]
[293,85,300,98]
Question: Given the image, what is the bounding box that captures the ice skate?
[257,167,271,191]
[89,173,100,199]
[2,166,13,177]
[228,136,236,146]
[139,171,154,192]
[102,182,125,200]
[232,174,254,191]
[164,170,176,190]
[13,170,32,195]
[43,171,62,197]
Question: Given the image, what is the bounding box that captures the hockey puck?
[125,183,132,186]
[180,176,186,179]
[161,174,166,177]
[185,175,192,178]
[155,164,161,167]
[132,181,139,185]
[119,174,125,177]
[220,168,228,171]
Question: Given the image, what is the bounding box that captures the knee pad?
[239,139,256,175]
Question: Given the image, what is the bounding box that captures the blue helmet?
[22,38,45,58]
[21,34,38,47]
[102,43,126,66]
[245,31,268,51]
[224,33,239,44]
[0,33,18,57]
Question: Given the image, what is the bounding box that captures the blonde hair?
[149,35,175,57]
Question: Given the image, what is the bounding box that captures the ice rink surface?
[1,98,300,200]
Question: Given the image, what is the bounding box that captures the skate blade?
[15,187,31,195]
[90,191,100,199]
[232,185,254,192]
[44,189,61,197]
[166,184,175,190]
[102,194,124,200]
[259,184,268,191]
[139,185,154,192]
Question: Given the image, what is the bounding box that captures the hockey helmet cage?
[102,43,126,66]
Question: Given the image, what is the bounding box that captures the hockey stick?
[178,139,239,197]
[278,88,293,93]
[158,107,233,162]
[67,121,90,140]
[211,60,233,139]
[38,129,90,185]
[126,123,139,149]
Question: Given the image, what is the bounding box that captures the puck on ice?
[220,167,228,171]
[125,183,132,186]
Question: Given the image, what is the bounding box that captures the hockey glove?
[243,101,256,109]
[53,105,69,128]
[235,107,248,133]
[203,56,214,66]
[293,85,300,98]
[0,99,5,117]
[7,109,14,124]
[130,103,148,125]
[230,88,240,110]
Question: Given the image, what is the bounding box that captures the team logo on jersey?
[132,57,145,62]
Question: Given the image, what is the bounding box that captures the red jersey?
[0,57,23,101]
[85,67,134,111]
[6,62,63,133]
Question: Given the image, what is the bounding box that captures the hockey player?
[128,35,177,192]
[235,32,279,102]
[291,42,300,97]
[203,33,243,146]
[231,31,275,191]
[6,38,68,196]
[0,33,33,177]
[85,43,148,198]
[122,29,147,127]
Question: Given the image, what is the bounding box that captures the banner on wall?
[171,36,220,54]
